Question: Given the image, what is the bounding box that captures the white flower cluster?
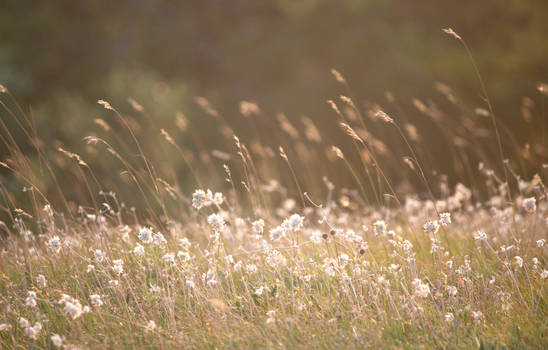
[192,189,224,209]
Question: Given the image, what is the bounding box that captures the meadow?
[0,28,547,349]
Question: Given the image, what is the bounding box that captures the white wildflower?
[474,230,487,241]
[269,226,286,241]
[51,334,63,347]
[133,243,145,257]
[412,278,430,298]
[112,259,124,275]
[252,219,265,234]
[47,236,62,253]
[207,213,226,232]
[282,214,304,232]
[37,274,47,289]
[373,220,386,236]
[90,294,103,307]
[146,320,157,332]
[137,227,153,244]
[439,212,451,226]
[423,220,440,234]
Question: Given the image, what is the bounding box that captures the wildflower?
[412,278,430,298]
[112,259,124,275]
[177,250,191,262]
[87,264,95,273]
[537,239,545,248]
[59,295,86,320]
[186,279,195,289]
[163,253,175,264]
[146,320,157,332]
[138,227,153,244]
[0,323,12,331]
[373,220,387,236]
[266,250,287,268]
[51,334,63,347]
[541,270,548,279]
[423,220,440,234]
[207,213,226,232]
[47,236,62,253]
[251,219,265,234]
[37,274,47,289]
[24,322,42,340]
[523,197,536,213]
[310,230,323,243]
[255,286,267,296]
[213,192,224,206]
[153,232,167,245]
[19,317,29,328]
[324,265,336,277]
[282,214,304,232]
[266,310,276,324]
[444,313,454,323]
[179,237,191,250]
[474,230,487,241]
[233,260,242,271]
[471,310,483,323]
[25,291,37,307]
[90,294,103,307]
[514,256,523,268]
[133,243,145,257]
[269,226,286,241]
[109,279,119,287]
[192,189,212,209]
[446,285,458,297]
[439,212,451,226]
[93,249,106,262]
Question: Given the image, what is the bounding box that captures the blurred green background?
[1,0,547,218]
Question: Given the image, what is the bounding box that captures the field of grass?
[1,30,547,349]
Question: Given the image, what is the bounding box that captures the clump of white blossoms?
[444,313,454,323]
[47,236,62,253]
[153,231,167,246]
[20,318,41,340]
[471,310,483,323]
[439,212,451,226]
[474,230,487,241]
[112,259,124,275]
[179,237,191,250]
[514,256,524,269]
[146,320,157,332]
[266,310,276,324]
[133,243,145,257]
[282,213,305,232]
[93,249,106,263]
[523,196,536,213]
[252,219,265,234]
[137,227,153,244]
[269,226,286,241]
[59,294,89,320]
[25,291,37,307]
[266,249,287,268]
[207,213,226,232]
[51,334,63,347]
[541,270,548,279]
[423,220,440,234]
[90,294,103,307]
[192,189,224,209]
[412,278,430,298]
[373,220,387,236]
[36,274,47,289]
